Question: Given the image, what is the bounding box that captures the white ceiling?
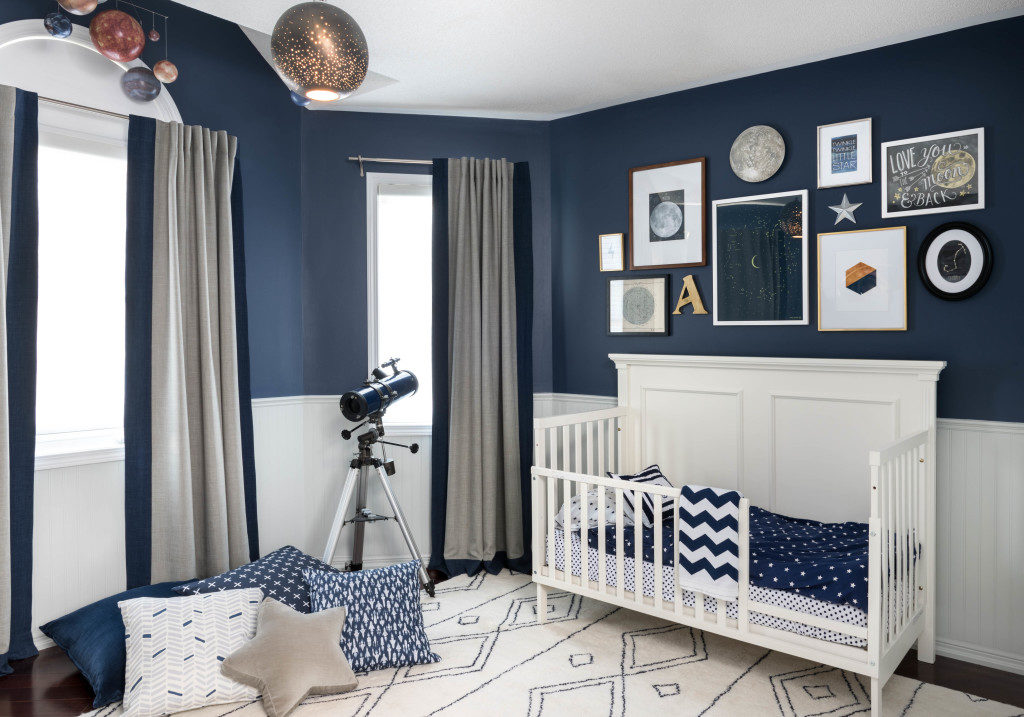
[176,0,1024,120]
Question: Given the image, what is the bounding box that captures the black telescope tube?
[340,370,419,422]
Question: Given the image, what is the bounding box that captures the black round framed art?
[917,222,993,301]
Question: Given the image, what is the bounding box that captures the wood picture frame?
[598,232,625,272]
[628,157,706,270]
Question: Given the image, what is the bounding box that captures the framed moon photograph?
[712,190,808,325]
[818,226,907,331]
[918,221,993,300]
[817,118,872,188]
[881,127,984,218]
[607,275,669,336]
[628,157,706,270]
[598,233,625,272]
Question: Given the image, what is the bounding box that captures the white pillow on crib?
[554,487,621,532]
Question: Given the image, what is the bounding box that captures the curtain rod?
[348,155,432,177]
[40,96,129,121]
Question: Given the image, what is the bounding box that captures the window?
[367,173,432,427]
[35,105,128,462]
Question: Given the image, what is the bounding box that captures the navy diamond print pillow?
[173,545,338,612]
[305,561,440,673]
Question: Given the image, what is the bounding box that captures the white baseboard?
[936,638,1024,676]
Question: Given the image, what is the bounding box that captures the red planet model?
[89,10,145,62]
[57,0,98,16]
[154,60,178,84]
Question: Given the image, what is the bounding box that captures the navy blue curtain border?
[124,115,155,590]
[231,156,260,562]
[428,160,534,578]
[2,88,39,671]
[427,158,449,574]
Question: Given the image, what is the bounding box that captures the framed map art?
[881,128,984,218]
[607,275,669,336]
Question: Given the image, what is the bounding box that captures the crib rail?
[868,428,930,680]
[533,406,628,474]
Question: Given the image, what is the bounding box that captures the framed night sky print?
[628,157,706,269]
[712,190,808,325]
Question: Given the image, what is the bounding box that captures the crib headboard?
[610,354,945,523]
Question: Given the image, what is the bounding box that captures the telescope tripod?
[321,418,435,597]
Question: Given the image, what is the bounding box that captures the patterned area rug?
[86,571,1020,716]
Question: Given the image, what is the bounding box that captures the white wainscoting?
[535,392,1024,676]
[32,392,1024,677]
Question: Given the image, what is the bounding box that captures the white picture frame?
[817,118,872,188]
[880,127,984,218]
[712,189,809,326]
[818,226,907,331]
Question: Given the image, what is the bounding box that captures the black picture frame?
[917,221,993,301]
[606,275,670,336]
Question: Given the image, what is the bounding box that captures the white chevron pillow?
[118,588,262,717]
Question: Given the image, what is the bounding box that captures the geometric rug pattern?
[85,571,1021,716]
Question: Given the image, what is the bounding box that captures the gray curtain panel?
[149,121,250,582]
[0,84,14,659]
[443,157,524,562]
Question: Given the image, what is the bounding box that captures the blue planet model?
[44,11,72,39]
[290,90,311,107]
[120,67,162,102]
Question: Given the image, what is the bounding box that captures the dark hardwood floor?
[0,646,1020,715]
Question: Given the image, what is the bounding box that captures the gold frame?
[816,117,872,189]
[817,226,907,332]
[598,232,625,272]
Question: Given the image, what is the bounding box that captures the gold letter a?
[673,274,708,315]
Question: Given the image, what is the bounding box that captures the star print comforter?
[582,505,869,610]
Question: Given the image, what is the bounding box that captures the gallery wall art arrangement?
[597,116,991,337]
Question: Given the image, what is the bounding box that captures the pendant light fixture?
[271,1,368,102]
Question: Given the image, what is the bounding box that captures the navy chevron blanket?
[677,485,741,600]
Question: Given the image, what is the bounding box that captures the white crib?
[531,354,945,717]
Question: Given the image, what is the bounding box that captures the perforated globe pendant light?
[271,1,368,102]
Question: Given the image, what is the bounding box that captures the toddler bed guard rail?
[530,354,945,717]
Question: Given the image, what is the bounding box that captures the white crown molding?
[937,418,1024,435]
[608,354,947,380]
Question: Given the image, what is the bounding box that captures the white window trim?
[365,171,433,433]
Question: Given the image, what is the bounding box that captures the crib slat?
[563,477,572,585]
[598,483,607,593]
[580,480,591,588]
[597,419,606,477]
[615,490,625,600]
[673,496,683,617]
[654,500,663,610]
[574,423,583,475]
[633,488,642,606]
[583,423,592,475]
[562,425,571,472]
[546,474,555,574]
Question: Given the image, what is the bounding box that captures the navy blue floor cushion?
[173,545,339,613]
[305,561,440,673]
[38,580,184,708]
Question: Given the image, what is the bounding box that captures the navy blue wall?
[549,17,1024,422]
[300,110,552,395]
[0,0,304,398]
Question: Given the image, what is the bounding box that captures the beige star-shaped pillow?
[222,597,358,717]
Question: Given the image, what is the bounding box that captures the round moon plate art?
[607,276,668,336]
[918,221,992,300]
[729,125,785,182]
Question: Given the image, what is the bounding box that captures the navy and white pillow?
[173,545,338,613]
[554,487,619,531]
[305,561,439,673]
[609,465,674,528]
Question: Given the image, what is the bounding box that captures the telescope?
[339,358,418,422]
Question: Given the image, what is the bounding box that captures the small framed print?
[712,189,808,325]
[881,127,984,218]
[628,157,706,269]
[607,275,669,336]
[818,226,907,332]
[598,233,624,272]
[917,221,993,301]
[818,118,872,188]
